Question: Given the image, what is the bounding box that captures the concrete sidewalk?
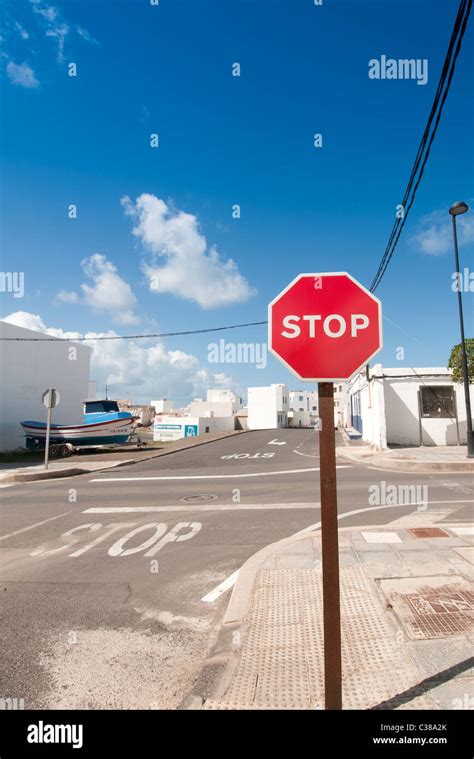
[337,443,474,472]
[189,512,474,710]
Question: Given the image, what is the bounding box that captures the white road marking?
[202,570,239,603]
[0,511,71,542]
[83,503,320,513]
[293,448,318,458]
[268,439,286,445]
[90,466,351,482]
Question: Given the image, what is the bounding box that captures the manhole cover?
[408,527,450,539]
[180,494,218,503]
[380,576,474,639]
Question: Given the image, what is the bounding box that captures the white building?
[189,389,242,418]
[333,382,348,428]
[288,390,318,428]
[153,414,234,441]
[347,364,474,448]
[247,384,289,430]
[0,321,91,451]
[151,399,173,414]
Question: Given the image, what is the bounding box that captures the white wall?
[289,390,318,427]
[0,321,91,451]
[248,384,288,430]
[348,365,473,449]
[153,414,234,441]
[383,369,474,446]
[151,399,173,413]
[347,366,387,448]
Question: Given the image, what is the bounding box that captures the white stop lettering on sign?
[281,313,370,339]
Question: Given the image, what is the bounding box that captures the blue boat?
[21,399,136,449]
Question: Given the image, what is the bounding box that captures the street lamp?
[449,201,473,458]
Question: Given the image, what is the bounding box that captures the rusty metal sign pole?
[318,381,342,709]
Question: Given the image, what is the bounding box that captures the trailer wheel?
[60,443,74,458]
[49,445,60,459]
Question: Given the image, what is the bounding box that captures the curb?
[181,529,318,709]
[335,447,474,473]
[0,429,250,485]
[0,458,136,484]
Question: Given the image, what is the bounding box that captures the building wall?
[153,414,234,441]
[0,321,91,451]
[151,399,173,414]
[348,364,473,448]
[289,390,318,427]
[247,384,288,430]
[189,389,242,419]
[383,371,473,446]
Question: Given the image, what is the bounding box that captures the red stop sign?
[268,272,382,381]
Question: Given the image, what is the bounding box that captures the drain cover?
[380,576,474,640]
[408,527,449,539]
[180,494,218,503]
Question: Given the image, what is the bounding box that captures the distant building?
[0,321,91,451]
[151,399,173,414]
[288,390,318,428]
[153,414,234,441]
[247,384,289,430]
[189,389,242,418]
[347,364,474,448]
[333,383,348,428]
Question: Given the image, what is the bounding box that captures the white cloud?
[54,254,138,325]
[76,25,99,46]
[80,254,139,325]
[46,22,69,62]
[1,311,233,405]
[412,207,474,256]
[29,2,97,63]
[121,193,256,309]
[15,22,29,40]
[54,289,79,304]
[6,60,39,88]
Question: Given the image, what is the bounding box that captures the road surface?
[1,429,472,708]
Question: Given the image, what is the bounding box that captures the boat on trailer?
[21,399,139,457]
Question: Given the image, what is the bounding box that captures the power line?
[370,0,472,292]
[0,320,268,342]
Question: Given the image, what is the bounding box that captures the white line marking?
[90,466,351,482]
[83,503,320,514]
[0,512,71,542]
[202,570,239,603]
[293,449,318,458]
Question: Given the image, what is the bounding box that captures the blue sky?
[1,0,473,404]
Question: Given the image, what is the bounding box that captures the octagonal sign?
[268,272,382,382]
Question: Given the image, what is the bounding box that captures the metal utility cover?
[408,528,450,539]
[379,576,474,640]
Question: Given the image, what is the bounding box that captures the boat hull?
[21,417,134,446]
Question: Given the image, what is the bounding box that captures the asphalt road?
[1,428,473,709]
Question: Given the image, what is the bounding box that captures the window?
[312,406,317,411]
[299,407,304,412]
[84,401,120,414]
[420,386,455,418]
[298,395,303,401]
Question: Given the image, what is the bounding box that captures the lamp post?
[449,201,473,458]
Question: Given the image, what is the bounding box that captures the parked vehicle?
[21,399,139,457]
